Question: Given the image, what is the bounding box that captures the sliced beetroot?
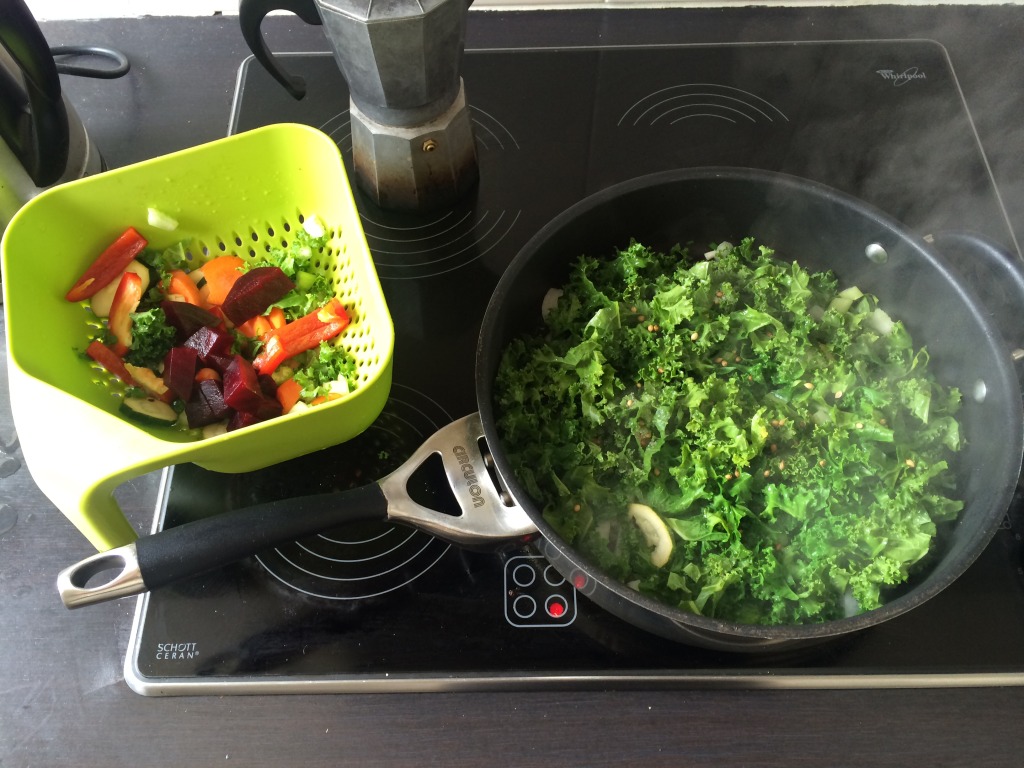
[222,355,265,414]
[258,373,278,398]
[162,346,199,401]
[227,397,282,431]
[222,266,295,325]
[184,378,232,428]
[183,325,233,362]
[205,353,236,375]
[227,410,260,432]
[160,299,221,341]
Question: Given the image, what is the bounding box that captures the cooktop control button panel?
[504,554,577,628]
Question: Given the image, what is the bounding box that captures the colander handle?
[239,0,322,100]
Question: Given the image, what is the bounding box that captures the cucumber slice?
[294,270,319,292]
[120,396,178,427]
[627,503,673,567]
[89,260,151,317]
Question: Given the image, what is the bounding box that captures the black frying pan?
[57,168,1024,652]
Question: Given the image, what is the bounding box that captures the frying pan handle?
[56,484,388,608]
[380,413,538,547]
[928,230,1024,354]
[56,414,537,608]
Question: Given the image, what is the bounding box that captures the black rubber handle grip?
[136,483,389,590]
[238,0,322,101]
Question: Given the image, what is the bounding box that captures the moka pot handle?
[238,0,323,100]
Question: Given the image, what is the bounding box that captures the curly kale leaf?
[123,308,177,369]
[493,237,964,626]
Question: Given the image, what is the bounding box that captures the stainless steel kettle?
[0,0,105,229]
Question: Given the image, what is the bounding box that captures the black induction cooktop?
[125,41,1024,694]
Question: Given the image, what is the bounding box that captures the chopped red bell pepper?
[252,298,350,375]
[107,271,144,355]
[85,340,136,385]
[65,227,148,302]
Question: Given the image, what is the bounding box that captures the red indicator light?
[572,573,587,590]
[547,599,566,618]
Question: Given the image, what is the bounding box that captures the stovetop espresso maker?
[240,0,478,212]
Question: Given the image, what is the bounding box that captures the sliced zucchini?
[628,502,673,567]
[120,396,178,427]
[202,421,229,439]
[294,270,319,292]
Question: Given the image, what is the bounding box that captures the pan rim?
[477,165,1023,644]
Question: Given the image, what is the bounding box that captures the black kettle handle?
[239,0,323,101]
[0,0,69,187]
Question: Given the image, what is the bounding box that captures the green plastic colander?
[1,123,394,552]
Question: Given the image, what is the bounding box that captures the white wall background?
[24,0,1024,22]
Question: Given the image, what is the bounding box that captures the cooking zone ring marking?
[618,83,789,126]
[252,385,455,600]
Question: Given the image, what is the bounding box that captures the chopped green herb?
[123,307,177,368]
[292,341,358,400]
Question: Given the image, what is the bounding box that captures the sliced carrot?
[198,255,246,307]
[167,269,203,306]
[237,314,275,339]
[194,367,222,382]
[267,306,286,329]
[275,377,302,414]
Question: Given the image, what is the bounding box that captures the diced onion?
[828,296,853,314]
[704,241,734,260]
[867,307,894,335]
[147,207,179,231]
[303,214,325,239]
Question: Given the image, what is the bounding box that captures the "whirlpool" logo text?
[876,67,927,86]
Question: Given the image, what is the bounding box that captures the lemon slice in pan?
[628,503,673,567]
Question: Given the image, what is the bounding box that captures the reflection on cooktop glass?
[126,42,1024,694]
